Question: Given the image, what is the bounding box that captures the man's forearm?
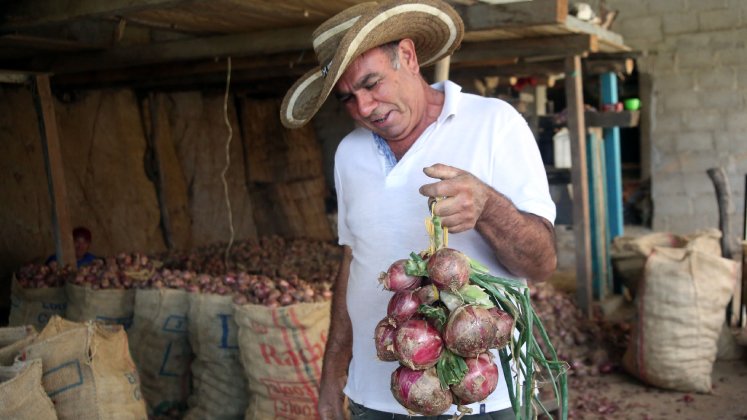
[320,246,353,390]
[475,189,557,282]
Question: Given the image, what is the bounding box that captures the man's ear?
[398,38,420,72]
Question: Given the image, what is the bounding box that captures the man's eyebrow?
[335,72,381,99]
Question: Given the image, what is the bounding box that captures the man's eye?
[337,94,352,103]
[365,80,380,90]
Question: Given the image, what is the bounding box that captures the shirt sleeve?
[493,111,556,225]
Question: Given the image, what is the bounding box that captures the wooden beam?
[0,34,104,52]
[456,0,568,30]
[0,0,183,31]
[584,57,634,76]
[51,53,315,87]
[48,25,316,74]
[33,75,76,267]
[453,34,597,65]
[564,55,592,317]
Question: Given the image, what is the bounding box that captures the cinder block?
[654,113,685,133]
[699,9,741,31]
[677,49,717,69]
[649,0,687,14]
[652,171,686,195]
[699,89,744,108]
[663,90,700,110]
[681,172,723,195]
[655,71,696,91]
[606,0,649,20]
[620,16,663,40]
[697,67,736,89]
[652,192,693,216]
[681,109,725,131]
[678,151,722,173]
[692,193,719,215]
[663,11,699,34]
[721,45,747,65]
[688,0,729,11]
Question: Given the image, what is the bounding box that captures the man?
[46,226,98,268]
[280,1,557,418]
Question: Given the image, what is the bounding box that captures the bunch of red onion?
[375,250,514,416]
[15,262,74,288]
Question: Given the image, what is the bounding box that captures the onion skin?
[387,290,422,326]
[374,318,398,362]
[443,305,497,358]
[379,259,422,291]
[426,248,470,292]
[394,319,443,370]
[488,307,515,349]
[451,352,499,404]
[391,366,453,416]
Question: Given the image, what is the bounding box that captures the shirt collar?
[431,80,462,124]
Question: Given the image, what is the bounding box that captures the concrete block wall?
[599,0,747,236]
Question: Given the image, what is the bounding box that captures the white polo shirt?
[334,80,555,416]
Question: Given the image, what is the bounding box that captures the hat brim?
[281,0,464,129]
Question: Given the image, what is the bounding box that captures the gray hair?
[378,40,401,70]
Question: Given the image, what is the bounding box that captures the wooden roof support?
[46,24,317,74]
[33,74,76,267]
[453,34,596,65]
[0,0,183,31]
[564,55,592,317]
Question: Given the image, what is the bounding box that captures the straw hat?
[280,0,464,129]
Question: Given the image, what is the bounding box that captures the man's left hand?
[419,163,490,233]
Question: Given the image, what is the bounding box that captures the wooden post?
[433,56,451,83]
[564,56,593,316]
[33,74,76,267]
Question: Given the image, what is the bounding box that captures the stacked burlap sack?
[619,229,740,393]
[0,317,147,420]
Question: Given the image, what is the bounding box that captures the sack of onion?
[375,203,568,419]
[9,263,71,331]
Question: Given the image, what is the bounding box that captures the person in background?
[280,0,557,418]
[46,226,99,268]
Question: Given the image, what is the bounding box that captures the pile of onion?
[375,251,514,416]
[15,262,74,288]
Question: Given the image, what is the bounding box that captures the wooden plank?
[453,34,596,64]
[33,75,76,267]
[0,0,184,31]
[564,55,592,317]
[585,110,640,128]
[0,34,104,52]
[456,0,568,31]
[49,25,316,74]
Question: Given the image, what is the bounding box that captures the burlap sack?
[65,283,135,329]
[234,301,330,420]
[623,246,738,393]
[185,293,247,420]
[0,359,57,420]
[611,229,722,296]
[9,275,67,331]
[129,288,192,417]
[23,316,147,419]
[0,325,37,365]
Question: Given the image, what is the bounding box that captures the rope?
[221,57,235,269]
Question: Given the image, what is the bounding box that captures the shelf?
[585,110,640,128]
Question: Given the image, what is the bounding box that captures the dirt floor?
[567,359,747,419]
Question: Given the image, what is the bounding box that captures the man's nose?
[356,91,376,118]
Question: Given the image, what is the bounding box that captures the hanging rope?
[221,57,235,269]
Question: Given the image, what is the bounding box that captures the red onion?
[426,248,470,292]
[379,259,422,291]
[387,290,422,326]
[488,307,514,349]
[391,366,453,416]
[415,284,439,305]
[443,305,497,358]
[394,319,443,370]
[451,352,499,404]
[374,318,398,362]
